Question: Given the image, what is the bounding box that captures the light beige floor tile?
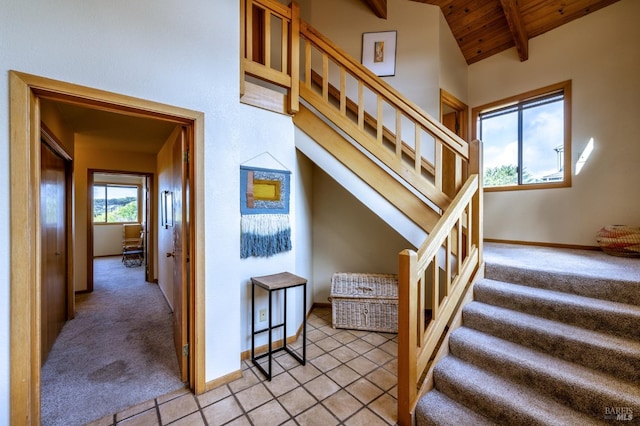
[288,362,322,384]
[382,358,397,375]
[308,328,329,341]
[326,365,361,387]
[330,345,360,363]
[304,375,341,401]
[368,393,397,425]
[158,394,199,424]
[388,385,398,399]
[116,399,155,421]
[247,400,291,426]
[277,352,307,369]
[169,411,206,426]
[361,333,389,347]
[224,416,252,426]
[228,368,261,393]
[378,340,398,356]
[346,356,379,376]
[346,378,384,404]
[201,396,244,425]
[318,325,342,336]
[304,343,326,360]
[116,408,159,426]
[278,387,317,416]
[344,407,390,425]
[197,384,231,408]
[346,339,375,354]
[235,382,274,412]
[315,336,342,352]
[322,389,364,421]
[366,367,397,391]
[263,371,299,397]
[252,356,285,379]
[295,404,340,426]
[332,330,359,344]
[156,387,191,404]
[310,353,341,372]
[363,348,394,366]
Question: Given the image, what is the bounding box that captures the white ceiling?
[43,99,178,154]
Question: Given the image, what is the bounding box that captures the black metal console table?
[251,272,307,381]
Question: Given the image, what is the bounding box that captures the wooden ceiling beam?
[498,0,529,61]
[362,0,387,19]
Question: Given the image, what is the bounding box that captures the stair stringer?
[294,104,448,247]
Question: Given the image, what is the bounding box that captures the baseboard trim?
[485,238,600,251]
[203,369,243,393]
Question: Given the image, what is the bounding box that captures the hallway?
[41,256,184,426]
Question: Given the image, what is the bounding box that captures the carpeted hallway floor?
[41,256,185,426]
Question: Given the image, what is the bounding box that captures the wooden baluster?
[339,68,346,116]
[322,54,329,102]
[395,110,402,160]
[376,96,383,144]
[357,81,364,130]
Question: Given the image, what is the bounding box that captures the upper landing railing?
[241,1,483,424]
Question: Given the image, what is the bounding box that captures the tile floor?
[87,307,398,426]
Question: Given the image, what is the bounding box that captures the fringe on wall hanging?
[240,164,292,259]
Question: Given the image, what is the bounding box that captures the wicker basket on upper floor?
[596,225,640,258]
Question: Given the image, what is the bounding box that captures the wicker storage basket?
[596,225,640,257]
[330,273,398,333]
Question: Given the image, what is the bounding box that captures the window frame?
[93,183,142,224]
[472,80,572,192]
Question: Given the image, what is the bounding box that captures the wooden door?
[40,142,68,364]
[172,128,189,382]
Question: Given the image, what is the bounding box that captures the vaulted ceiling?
[362,0,621,64]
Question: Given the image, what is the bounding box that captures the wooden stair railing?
[241,1,484,424]
[398,141,483,425]
[298,21,467,213]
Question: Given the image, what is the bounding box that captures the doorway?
[88,171,154,291]
[9,71,205,424]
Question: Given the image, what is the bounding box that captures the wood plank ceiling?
[361,0,621,64]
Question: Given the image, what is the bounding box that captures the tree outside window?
[473,81,571,191]
[93,184,140,223]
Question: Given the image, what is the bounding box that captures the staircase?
[416,243,640,425]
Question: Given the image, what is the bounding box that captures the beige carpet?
[41,256,185,426]
[416,243,640,425]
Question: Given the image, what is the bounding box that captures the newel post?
[470,139,483,265]
[398,249,418,426]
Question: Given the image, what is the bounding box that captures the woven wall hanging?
[240,164,291,258]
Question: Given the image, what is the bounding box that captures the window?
[93,184,140,223]
[472,81,571,191]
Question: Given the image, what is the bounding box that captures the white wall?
[468,0,640,246]
[312,167,415,303]
[0,0,312,417]
[300,0,443,117]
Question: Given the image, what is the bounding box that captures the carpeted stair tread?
[462,301,640,382]
[432,356,603,425]
[474,278,640,339]
[448,327,640,418]
[485,263,640,306]
[415,390,496,426]
[483,242,640,306]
